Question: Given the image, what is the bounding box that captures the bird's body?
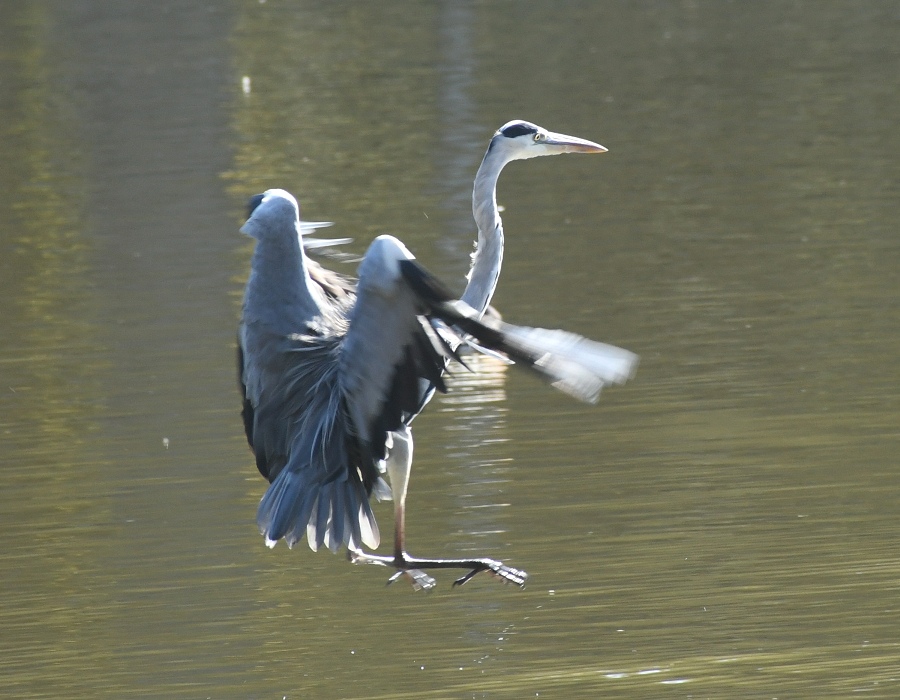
[238,122,637,587]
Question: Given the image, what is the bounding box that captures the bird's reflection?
[437,352,512,557]
[437,353,518,655]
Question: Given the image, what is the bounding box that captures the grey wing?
[399,259,639,404]
[250,326,384,554]
[307,258,356,302]
[254,235,451,554]
[339,235,450,457]
[239,321,313,484]
[237,339,267,478]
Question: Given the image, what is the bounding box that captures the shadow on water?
[1,1,898,698]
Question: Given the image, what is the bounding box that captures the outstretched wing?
[253,235,454,554]
[339,235,452,458]
[249,228,637,557]
[399,259,639,404]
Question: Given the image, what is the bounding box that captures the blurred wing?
[486,325,637,403]
[298,220,335,236]
[303,236,353,249]
[399,259,638,404]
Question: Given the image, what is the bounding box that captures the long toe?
[348,548,390,568]
[387,568,437,591]
[490,563,528,587]
[451,561,528,588]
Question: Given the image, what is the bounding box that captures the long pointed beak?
[545,131,607,154]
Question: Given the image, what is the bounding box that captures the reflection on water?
[438,354,515,641]
[440,354,511,551]
[1,1,899,698]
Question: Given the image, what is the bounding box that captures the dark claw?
[452,561,528,588]
[349,546,525,589]
[452,568,482,587]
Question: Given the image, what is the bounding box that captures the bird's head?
[488,120,607,162]
[241,188,300,241]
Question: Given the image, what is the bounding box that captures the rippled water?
[1,1,898,698]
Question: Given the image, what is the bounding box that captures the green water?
[1,2,898,698]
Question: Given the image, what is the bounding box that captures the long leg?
[349,427,527,588]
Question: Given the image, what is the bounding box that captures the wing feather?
[242,193,638,560]
[339,236,445,448]
[399,259,638,404]
[247,235,450,554]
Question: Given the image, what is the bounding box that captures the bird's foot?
[397,552,528,589]
[347,548,436,591]
[348,548,527,589]
[347,547,389,568]
[450,560,528,588]
[385,568,438,591]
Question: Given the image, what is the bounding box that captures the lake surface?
[1,1,898,698]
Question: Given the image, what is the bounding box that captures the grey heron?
[238,121,637,588]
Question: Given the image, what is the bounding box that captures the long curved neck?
[243,227,322,334]
[460,146,510,315]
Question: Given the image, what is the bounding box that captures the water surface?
[1,1,898,698]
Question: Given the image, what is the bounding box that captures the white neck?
[460,146,511,314]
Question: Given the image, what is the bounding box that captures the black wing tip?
[398,259,455,304]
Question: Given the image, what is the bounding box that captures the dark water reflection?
[1,1,898,698]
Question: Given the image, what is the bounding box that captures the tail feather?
[313,486,331,551]
[284,490,317,548]
[258,470,380,552]
[329,483,346,552]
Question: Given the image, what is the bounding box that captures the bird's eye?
[534,132,546,142]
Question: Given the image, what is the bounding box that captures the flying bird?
[237,121,637,588]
